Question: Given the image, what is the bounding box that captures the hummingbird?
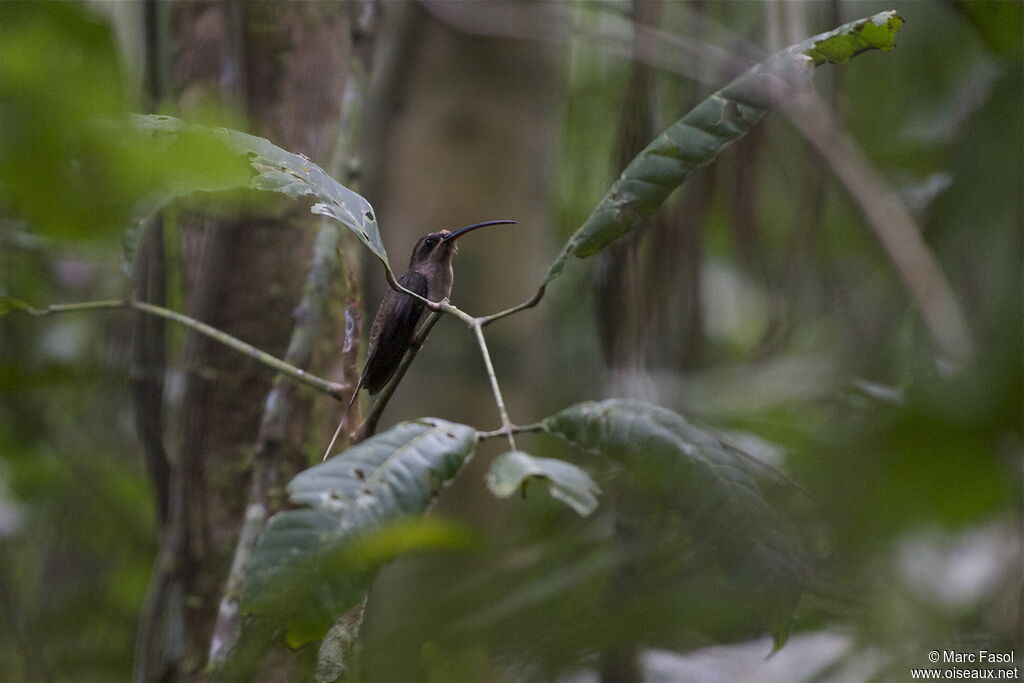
[322,219,516,460]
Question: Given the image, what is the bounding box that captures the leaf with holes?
[486,450,600,516]
[543,10,904,283]
[543,399,805,648]
[245,419,476,645]
[128,114,390,268]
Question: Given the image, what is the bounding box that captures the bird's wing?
[361,270,428,394]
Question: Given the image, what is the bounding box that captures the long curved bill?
[442,219,517,242]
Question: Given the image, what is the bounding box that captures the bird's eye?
[424,237,438,248]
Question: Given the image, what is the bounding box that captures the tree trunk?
[134,3,351,678]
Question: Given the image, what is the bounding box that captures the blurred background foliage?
[0,1,1020,681]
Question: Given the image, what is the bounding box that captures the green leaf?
[543,10,905,283]
[954,1,1022,58]
[128,114,391,268]
[486,450,601,516]
[245,419,476,645]
[0,296,29,317]
[542,399,804,648]
[0,3,129,241]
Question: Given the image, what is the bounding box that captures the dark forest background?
[0,1,1020,681]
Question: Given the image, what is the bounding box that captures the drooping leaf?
[128,114,390,268]
[245,419,476,645]
[543,10,905,283]
[486,450,600,517]
[542,399,804,647]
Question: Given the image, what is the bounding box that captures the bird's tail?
[321,377,362,462]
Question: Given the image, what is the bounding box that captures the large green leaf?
[128,114,390,268]
[542,399,804,647]
[486,450,601,516]
[246,419,476,645]
[543,10,905,283]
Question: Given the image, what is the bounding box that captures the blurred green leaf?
[543,10,905,283]
[956,0,1023,57]
[0,296,29,317]
[799,360,1021,554]
[0,2,127,240]
[342,517,475,567]
[246,419,476,645]
[0,2,390,266]
[486,450,601,516]
[543,399,804,647]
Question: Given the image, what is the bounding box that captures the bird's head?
[408,219,516,270]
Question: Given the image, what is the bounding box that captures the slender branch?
[315,596,367,683]
[25,298,123,314]
[475,422,544,442]
[478,284,547,327]
[783,92,974,364]
[23,299,348,400]
[349,295,476,441]
[471,322,517,452]
[354,310,443,441]
[352,294,523,451]
[384,268,444,311]
[310,4,379,678]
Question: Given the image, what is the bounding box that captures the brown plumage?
[322,219,515,460]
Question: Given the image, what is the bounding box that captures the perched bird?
[322,219,516,459]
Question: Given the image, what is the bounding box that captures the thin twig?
[478,284,546,327]
[354,297,523,450]
[310,3,381,675]
[384,267,450,312]
[354,310,443,441]
[23,299,348,400]
[783,92,974,364]
[471,322,517,452]
[475,422,544,442]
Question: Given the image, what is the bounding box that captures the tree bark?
[138,2,351,678]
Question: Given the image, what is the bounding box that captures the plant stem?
[471,322,517,452]
[356,289,521,451]
[355,310,443,441]
[783,92,973,364]
[25,299,348,400]
[477,284,546,327]
[475,423,544,441]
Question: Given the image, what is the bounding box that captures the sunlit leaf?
[486,450,600,516]
[245,419,476,645]
[543,10,905,283]
[542,399,804,647]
